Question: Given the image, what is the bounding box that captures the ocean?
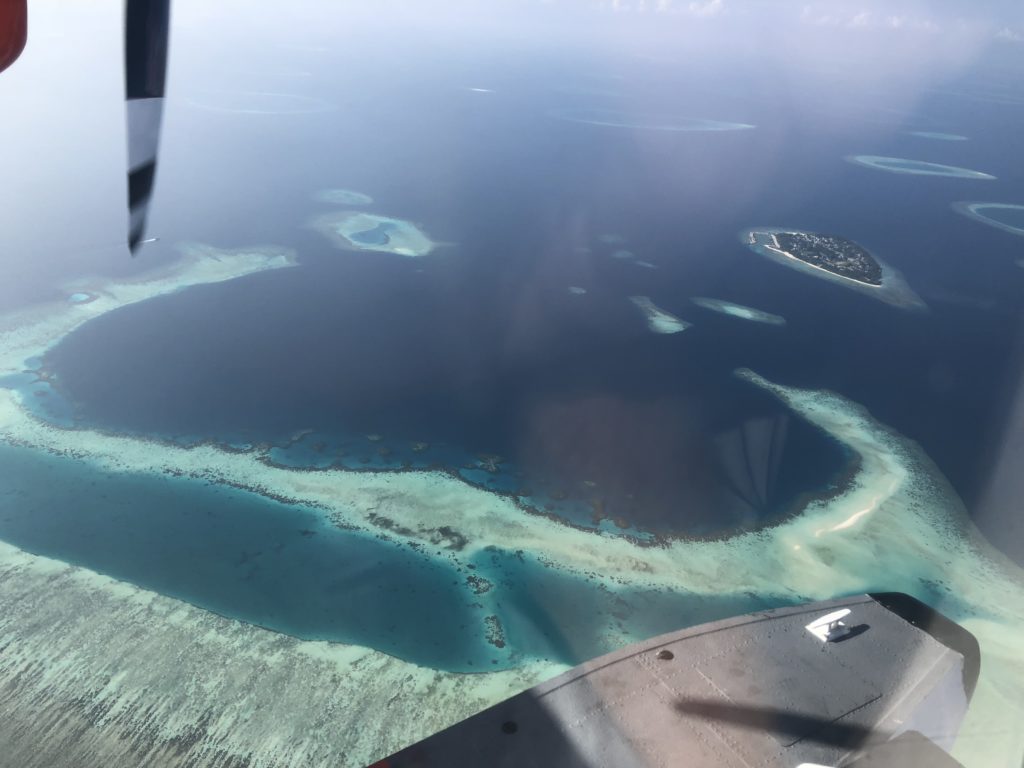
[4,14,1024,673]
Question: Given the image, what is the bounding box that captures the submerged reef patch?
[846,155,995,179]
[691,296,785,325]
[907,131,968,141]
[0,539,561,768]
[311,210,435,257]
[628,296,691,334]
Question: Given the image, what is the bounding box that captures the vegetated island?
[765,231,882,285]
[741,228,926,310]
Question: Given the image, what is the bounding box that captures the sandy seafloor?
[1,245,1023,767]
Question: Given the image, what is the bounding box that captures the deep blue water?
[3,22,1024,672]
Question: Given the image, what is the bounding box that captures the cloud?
[687,0,724,17]
[799,6,940,32]
[995,26,1023,42]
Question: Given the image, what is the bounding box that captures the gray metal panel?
[379,594,973,768]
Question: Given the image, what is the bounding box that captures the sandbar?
[952,202,1024,238]
[691,296,785,325]
[311,211,435,257]
[628,296,690,334]
[846,155,995,179]
[741,228,926,311]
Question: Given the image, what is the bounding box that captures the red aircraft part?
[0,0,27,75]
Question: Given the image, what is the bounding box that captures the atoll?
[846,155,995,179]
[311,211,435,257]
[952,202,1024,238]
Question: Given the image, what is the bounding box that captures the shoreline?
[763,231,884,289]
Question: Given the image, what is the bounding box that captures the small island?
[741,228,926,310]
[765,231,882,285]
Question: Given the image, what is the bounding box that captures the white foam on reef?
[740,228,927,311]
[952,202,1024,238]
[847,155,996,179]
[0,243,297,380]
[567,286,587,295]
[2,251,1023,764]
[312,189,373,206]
[691,296,785,325]
[550,108,755,132]
[907,131,969,141]
[311,210,435,257]
[628,296,690,334]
